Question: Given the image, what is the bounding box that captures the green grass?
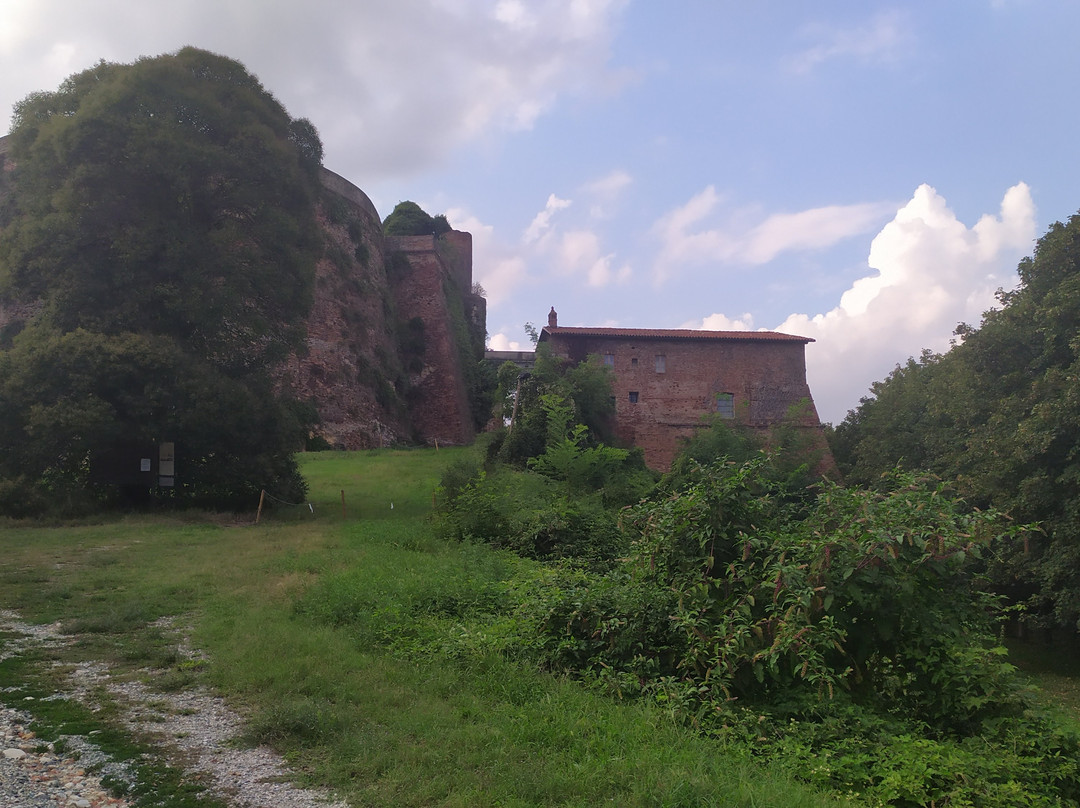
[0,448,849,807]
[1005,636,1080,721]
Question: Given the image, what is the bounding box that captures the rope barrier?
[255,488,314,524]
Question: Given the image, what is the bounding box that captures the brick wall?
[543,330,829,471]
[388,237,476,446]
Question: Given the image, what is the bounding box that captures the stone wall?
[385,235,476,446]
[0,131,484,449]
[542,327,830,471]
[281,176,483,449]
[275,184,414,449]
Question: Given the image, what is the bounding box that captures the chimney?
[548,307,558,328]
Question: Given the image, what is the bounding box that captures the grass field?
[0,448,851,807]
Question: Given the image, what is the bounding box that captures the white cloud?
[488,333,528,351]
[519,191,630,288]
[789,11,911,74]
[448,206,532,307]
[524,193,573,244]
[583,169,632,198]
[651,187,894,282]
[556,230,631,287]
[0,0,627,180]
[771,182,1036,423]
[682,312,756,331]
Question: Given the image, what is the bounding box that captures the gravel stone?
[0,610,348,808]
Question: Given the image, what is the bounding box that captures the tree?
[0,328,308,514]
[382,201,452,236]
[831,212,1080,629]
[0,48,323,511]
[0,47,321,376]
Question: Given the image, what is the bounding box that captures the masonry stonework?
[385,234,476,447]
[539,315,831,471]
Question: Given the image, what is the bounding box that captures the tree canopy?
[0,47,324,512]
[382,200,452,237]
[831,212,1080,629]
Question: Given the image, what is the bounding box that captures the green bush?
[510,459,1080,805]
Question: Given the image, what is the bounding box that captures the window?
[655,354,666,373]
[603,353,614,367]
[629,391,639,404]
[715,392,734,419]
[631,357,638,368]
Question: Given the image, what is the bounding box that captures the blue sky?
[2,1,1077,422]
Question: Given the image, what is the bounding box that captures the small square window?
[629,391,639,403]
[655,355,666,373]
[603,353,614,367]
[715,392,734,419]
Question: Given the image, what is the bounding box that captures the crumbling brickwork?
[385,234,477,447]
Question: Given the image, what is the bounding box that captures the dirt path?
[0,611,348,808]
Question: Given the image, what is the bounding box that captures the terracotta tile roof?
[539,326,813,343]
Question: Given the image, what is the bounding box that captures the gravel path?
[0,611,349,808]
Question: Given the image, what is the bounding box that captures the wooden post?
[340,488,346,519]
[255,489,266,524]
[434,438,440,451]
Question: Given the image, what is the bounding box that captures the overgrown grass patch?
[0,448,845,807]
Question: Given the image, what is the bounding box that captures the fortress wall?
[388,237,475,446]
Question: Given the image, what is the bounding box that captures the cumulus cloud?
[0,0,627,181]
[549,230,628,287]
[772,183,1036,423]
[788,10,912,74]
[651,186,894,282]
[487,333,528,351]
[517,190,631,288]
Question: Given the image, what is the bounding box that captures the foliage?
[498,344,620,465]
[516,458,1080,805]
[441,270,495,432]
[382,200,452,236]
[0,47,321,375]
[0,48,321,512]
[831,213,1080,630]
[0,446,840,808]
[437,384,651,568]
[0,328,308,512]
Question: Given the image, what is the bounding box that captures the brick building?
[538,308,829,471]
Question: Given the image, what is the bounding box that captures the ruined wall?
[280,174,483,449]
[543,328,829,471]
[275,172,416,449]
[385,234,476,446]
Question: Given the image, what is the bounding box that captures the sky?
[2,0,1077,423]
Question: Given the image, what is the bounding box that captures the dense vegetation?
[0,449,844,808]
[435,348,1080,805]
[382,200,452,236]
[0,48,324,513]
[831,213,1080,632]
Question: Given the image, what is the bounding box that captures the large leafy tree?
[832,212,1080,628]
[0,48,323,511]
[0,47,320,374]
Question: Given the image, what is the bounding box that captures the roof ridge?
[539,325,813,343]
